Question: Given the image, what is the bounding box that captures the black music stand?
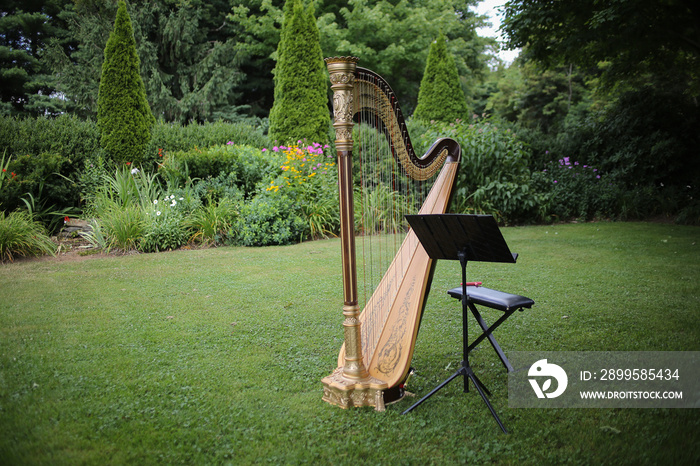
[401,214,516,434]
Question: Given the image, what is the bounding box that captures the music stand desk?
[401,214,522,434]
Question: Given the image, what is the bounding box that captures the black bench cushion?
[447,286,534,312]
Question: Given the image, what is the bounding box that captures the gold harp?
[322,57,461,410]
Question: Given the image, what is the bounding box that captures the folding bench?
[447,285,534,372]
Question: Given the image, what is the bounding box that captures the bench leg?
[467,303,516,372]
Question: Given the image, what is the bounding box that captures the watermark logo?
[528,359,568,398]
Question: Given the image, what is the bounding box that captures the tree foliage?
[48,0,246,122]
[413,33,469,122]
[97,1,155,165]
[4,0,493,121]
[501,0,700,95]
[231,0,492,115]
[268,0,330,144]
[0,0,72,116]
[487,60,590,134]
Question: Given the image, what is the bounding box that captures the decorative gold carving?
[332,92,353,123]
[334,127,353,143]
[329,72,355,85]
[322,367,387,411]
[375,277,415,375]
[327,57,358,153]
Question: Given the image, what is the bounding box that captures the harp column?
[322,57,387,411]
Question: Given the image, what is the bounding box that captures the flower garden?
[0,114,690,263]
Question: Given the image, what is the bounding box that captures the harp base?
[322,367,388,411]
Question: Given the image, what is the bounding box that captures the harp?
[322,57,462,410]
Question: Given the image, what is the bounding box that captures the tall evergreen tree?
[268,0,330,144]
[97,1,155,165]
[413,33,469,123]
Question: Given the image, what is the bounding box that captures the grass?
[1,222,698,464]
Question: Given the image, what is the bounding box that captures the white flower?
[156,211,161,216]
[153,199,158,205]
[170,194,175,199]
[170,200,177,207]
[131,168,139,175]
[179,197,184,201]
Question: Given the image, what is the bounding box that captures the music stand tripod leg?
[401,366,466,414]
[403,250,507,433]
[458,251,505,432]
[463,366,508,434]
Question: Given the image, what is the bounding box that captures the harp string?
[354,68,432,355]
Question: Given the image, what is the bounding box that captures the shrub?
[84,200,146,253]
[186,197,239,246]
[234,192,306,246]
[0,114,102,218]
[160,144,275,198]
[0,115,100,165]
[147,120,269,163]
[265,142,339,239]
[140,195,188,253]
[417,118,541,223]
[1,152,81,223]
[77,156,110,208]
[192,173,244,205]
[0,210,57,262]
[535,156,619,221]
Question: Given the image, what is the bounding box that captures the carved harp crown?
[322,57,462,411]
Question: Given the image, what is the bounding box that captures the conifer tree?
[97,1,155,165]
[413,33,469,123]
[268,0,329,144]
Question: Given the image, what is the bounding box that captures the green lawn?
[1,222,698,464]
